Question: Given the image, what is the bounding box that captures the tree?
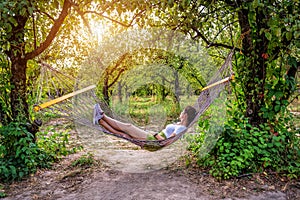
[0,0,153,181]
[1,0,70,125]
[144,0,299,125]
[145,0,300,178]
[0,0,145,127]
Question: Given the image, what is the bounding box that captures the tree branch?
[25,0,72,60]
[191,26,236,50]
[35,9,55,22]
[210,20,239,45]
[107,53,129,88]
[84,10,135,28]
[108,68,125,88]
[82,1,147,28]
[74,8,92,34]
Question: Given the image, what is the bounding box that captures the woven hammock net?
[34,52,233,147]
[33,30,234,173]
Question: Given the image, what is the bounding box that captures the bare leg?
[99,120,130,138]
[100,115,149,140]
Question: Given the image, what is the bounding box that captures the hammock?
[33,51,234,151]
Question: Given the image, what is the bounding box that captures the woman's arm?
[154,132,176,140]
[169,133,176,138]
[154,134,165,140]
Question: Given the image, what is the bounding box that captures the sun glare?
[90,20,110,44]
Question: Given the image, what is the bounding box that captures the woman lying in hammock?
[93,103,197,141]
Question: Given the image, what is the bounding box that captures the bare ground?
[1,120,300,200]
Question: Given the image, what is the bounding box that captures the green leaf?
[4,22,12,32]
[168,0,174,7]
[28,6,34,15]
[265,32,272,41]
[267,143,273,148]
[294,31,300,39]
[274,142,281,147]
[286,31,293,41]
[8,17,17,26]
[274,28,281,37]
[274,91,283,98]
[9,165,17,177]
[19,171,24,178]
[19,7,27,16]
[53,0,59,9]
[252,0,259,9]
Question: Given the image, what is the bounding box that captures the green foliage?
[0,184,6,198]
[0,192,5,198]
[189,100,300,180]
[37,126,81,162]
[71,153,95,168]
[0,122,80,182]
[113,95,180,126]
[0,54,11,125]
[0,123,39,182]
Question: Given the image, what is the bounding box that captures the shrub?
[189,103,300,180]
[0,122,80,182]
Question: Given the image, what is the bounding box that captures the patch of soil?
[2,119,300,200]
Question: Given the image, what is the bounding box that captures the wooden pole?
[201,74,234,92]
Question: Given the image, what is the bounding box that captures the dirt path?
[2,124,300,200]
[77,124,190,173]
[2,150,295,200]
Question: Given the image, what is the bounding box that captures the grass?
[71,153,95,168]
[111,94,199,127]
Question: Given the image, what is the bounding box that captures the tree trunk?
[4,0,71,127]
[118,81,123,103]
[237,8,267,126]
[174,70,180,104]
[102,76,110,105]
[160,77,166,102]
[10,57,29,121]
[7,13,29,123]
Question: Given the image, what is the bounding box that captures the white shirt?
[162,124,186,138]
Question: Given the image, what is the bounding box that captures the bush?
[0,122,80,182]
[189,104,300,180]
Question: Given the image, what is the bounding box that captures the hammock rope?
[33,50,234,151]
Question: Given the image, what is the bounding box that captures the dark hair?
[184,106,197,126]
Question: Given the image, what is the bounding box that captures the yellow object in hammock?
[34,85,96,112]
